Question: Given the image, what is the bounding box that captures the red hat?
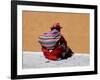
[50,22,62,29]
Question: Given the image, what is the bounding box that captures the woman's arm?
[60,36,67,47]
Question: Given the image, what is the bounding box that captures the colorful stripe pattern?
[38,29,61,49]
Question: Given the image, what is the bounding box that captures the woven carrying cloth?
[38,29,61,49]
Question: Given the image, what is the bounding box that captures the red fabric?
[42,46,63,60]
[42,35,67,60]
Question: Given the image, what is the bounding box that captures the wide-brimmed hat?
[50,22,62,29]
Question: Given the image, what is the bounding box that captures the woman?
[42,23,73,61]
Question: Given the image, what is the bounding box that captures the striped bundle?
[38,29,61,49]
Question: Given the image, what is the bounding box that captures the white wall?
[0,0,99,80]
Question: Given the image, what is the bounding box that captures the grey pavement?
[22,52,90,69]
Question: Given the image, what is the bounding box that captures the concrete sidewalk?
[22,52,90,69]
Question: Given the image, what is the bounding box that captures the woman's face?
[51,28,61,32]
[51,25,61,32]
[56,28,61,32]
